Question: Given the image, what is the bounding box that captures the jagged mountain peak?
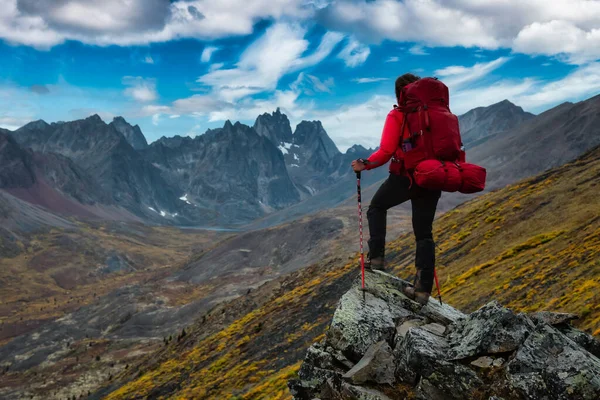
[254,108,293,144]
[346,144,369,154]
[462,99,532,115]
[493,99,516,107]
[459,99,535,147]
[154,135,193,149]
[85,114,105,123]
[109,116,148,150]
[293,120,339,156]
[17,119,49,132]
[487,99,531,114]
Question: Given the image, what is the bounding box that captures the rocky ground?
[290,270,600,400]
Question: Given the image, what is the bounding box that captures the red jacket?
[365,108,407,175]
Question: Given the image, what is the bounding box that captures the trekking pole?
[434,269,443,305]
[356,170,365,291]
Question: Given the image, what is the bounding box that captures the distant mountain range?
[2,95,600,227]
[2,110,375,226]
[468,94,600,189]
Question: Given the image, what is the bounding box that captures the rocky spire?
[253,109,293,144]
[110,116,149,150]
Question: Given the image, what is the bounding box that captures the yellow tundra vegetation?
[104,147,600,399]
[105,261,355,400]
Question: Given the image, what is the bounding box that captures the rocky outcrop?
[289,270,600,400]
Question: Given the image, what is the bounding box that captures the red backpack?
[398,77,486,194]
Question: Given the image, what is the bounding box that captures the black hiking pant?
[367,174,440,268]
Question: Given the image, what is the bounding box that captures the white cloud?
[0,115,33,131]
[152,113,161,126]
[291,72,334,94]
[187,124,203,137]
[205,89,309,124]
[319,0,600,64]
[311,95,394,151]
[0,0,320,48]
[141,104,171,116]
[450,79,537,115]
[4,0,600,65]
[310,61,600,151]
[122,77,158,102]
[353,77,389,84]
[386,56,399,63]
[209,62,225,72]
[3,0,600,66]
[136,24,342,124]
[513,20,600,64]
[517,63,600,109]
[338,37,370,67]
[448,63,600,114]
[201,46,219,62]
[435,57,510,89]
[320,0,499,48]
[171,95,231,114]
[408,45,428,55]
[196,23,343,102]
[143,55,155,64]
[0,80,125,130]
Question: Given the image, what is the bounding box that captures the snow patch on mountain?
[179,194,192,205]
[278,142,293,155]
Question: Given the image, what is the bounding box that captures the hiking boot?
[360,252,384,271]
[367,256,384,271]
[402,239,435,305]
[403,269,434,305]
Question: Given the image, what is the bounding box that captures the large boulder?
[447,301,536,360]
[342,341,395,385]
[507,323,600,399]
[289,270,600,400]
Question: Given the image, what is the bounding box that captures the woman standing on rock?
[351,73,440,305]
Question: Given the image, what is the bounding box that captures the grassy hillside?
[100,146,600,399]
[0,221,225,345]
[100,259,357,400]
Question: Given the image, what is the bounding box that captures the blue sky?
[1,1,599,151]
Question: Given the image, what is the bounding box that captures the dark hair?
[395,73,421,100]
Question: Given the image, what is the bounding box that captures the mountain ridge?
[458,99,535,148]
[5,94,600,228]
